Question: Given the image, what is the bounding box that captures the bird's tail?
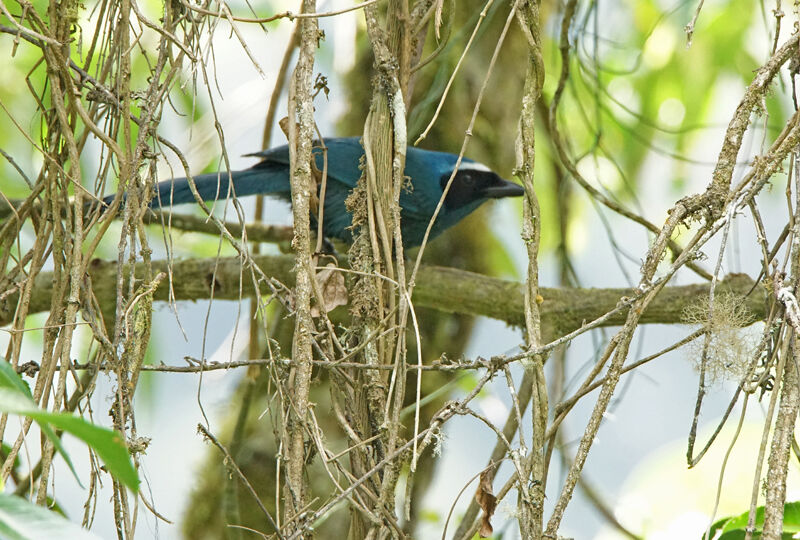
[102,162,291,209]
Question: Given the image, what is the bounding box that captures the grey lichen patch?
[683,292,759,383]
[344,170,368,235]
[345,174,381,319]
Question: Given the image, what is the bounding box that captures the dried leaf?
[476,470,497,538]
[278,116,293,139]
[311,263,348,316]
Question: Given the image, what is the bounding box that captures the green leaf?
[706,501,800,539]
[34,413,139,492]
[0,360,33,397]
[1,442,20,473]
[0,493,101,540]
[0,381,82,487]
[0,361,139,492]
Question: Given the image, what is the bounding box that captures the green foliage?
[0,360,139,492]
[0,493,102,540]
[706,501,800,539]
[559,0,767,188]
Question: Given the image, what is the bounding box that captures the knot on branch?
[487,354,507,371]
[678,182,728,225]
[18,361,39,377]
[85,87,119,106]
[127,436,151,455]
[790,53,800,77]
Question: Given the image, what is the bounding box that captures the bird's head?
[440,161,525,210]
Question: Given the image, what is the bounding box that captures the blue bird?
[114,137,523,247]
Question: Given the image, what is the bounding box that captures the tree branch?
[0,255,765,331]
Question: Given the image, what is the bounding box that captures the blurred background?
[1,0,796,537]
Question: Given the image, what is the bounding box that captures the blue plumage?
[113,137,524,247]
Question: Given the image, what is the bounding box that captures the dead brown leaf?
[476,470,497,538]
[311,263,347,316]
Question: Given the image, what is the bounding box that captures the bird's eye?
[462,174,473,184]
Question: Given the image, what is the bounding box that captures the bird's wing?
[246,137,365,189]
[317,181,355,242]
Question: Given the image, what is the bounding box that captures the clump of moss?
[683,292,758,383]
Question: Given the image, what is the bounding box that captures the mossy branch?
[0,256,764,333]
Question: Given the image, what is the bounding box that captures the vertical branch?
[515,0,547,536]
[284,0,318,532]
[761,339,799,538]
[762,160,800,538]
[32,0,91,516]
[108,0,141,534]
[362,0,413,519]
[341,0,412,534]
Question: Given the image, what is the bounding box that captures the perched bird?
[112,137,524,247]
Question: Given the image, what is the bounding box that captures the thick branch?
[0,255,764,331]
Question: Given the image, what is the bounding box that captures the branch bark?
[0,256,764,331]
[761,336,800,539]
[515,0,547,536]
[283,0,318,530]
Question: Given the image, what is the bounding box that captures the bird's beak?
[482,178,525,199]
